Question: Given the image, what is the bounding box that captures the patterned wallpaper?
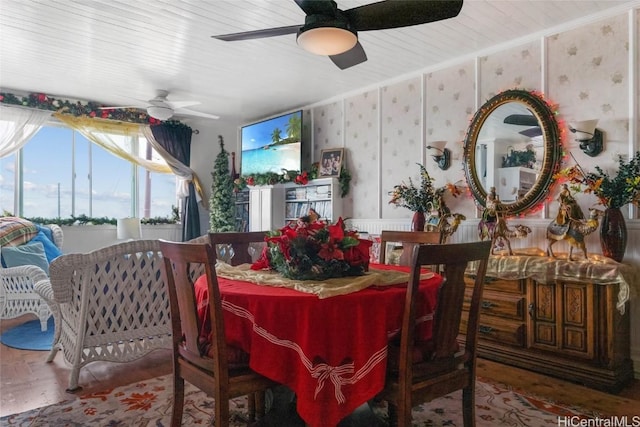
[343,90,379,218]
[312,101,343,163]
[425,62,477,215]
[479,40,542,102]
[547,13,630,213]
[380,77,423,219]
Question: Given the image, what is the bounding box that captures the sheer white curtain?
[0,105,52,158]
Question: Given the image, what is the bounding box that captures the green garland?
[0,91,188,126]
[18,214,178,226]
[233,163,352,197]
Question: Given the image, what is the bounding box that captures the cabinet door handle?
[528,303,535,318]
[479,325,493,334]
[481,301,495,309]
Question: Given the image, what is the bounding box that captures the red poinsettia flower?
[318,241,344,261]
[294,171,309,185]
[36,93,47,102]
[246,176,255,186]
[250,246,271,270]
[343,239,373,268]
[327,219,345,241]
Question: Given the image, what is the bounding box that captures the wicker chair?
[34,239,172,391]
[0,224,63,331]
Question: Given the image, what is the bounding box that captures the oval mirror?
[463,89,562,216]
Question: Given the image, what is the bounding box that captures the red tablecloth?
[194,264,442,427]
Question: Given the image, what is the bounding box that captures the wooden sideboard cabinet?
[462,254,634,393]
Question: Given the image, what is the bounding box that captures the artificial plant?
[209,135,236,232]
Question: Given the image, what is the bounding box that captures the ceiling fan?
[99,90,220,121]
[504,114,542,138]
[212,0,464,70]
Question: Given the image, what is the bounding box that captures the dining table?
[194,263,443,427]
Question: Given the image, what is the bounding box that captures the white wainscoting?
[348,217,640,379]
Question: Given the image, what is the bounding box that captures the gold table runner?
[215,262,434,299]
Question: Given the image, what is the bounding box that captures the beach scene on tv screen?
[241,111,301,175]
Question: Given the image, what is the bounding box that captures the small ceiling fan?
[212,0,463,70]
[504,114,542,138]
[99,90,220,121]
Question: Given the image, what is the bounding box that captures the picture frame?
[319,148,344,178]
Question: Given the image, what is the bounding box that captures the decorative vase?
[599,207,627,262]
[411,211,426,232]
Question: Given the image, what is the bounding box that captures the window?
[2,124,178,219]
[0,152,16,215]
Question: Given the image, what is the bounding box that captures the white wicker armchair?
[0,224,63,331]
[34,239,172,391]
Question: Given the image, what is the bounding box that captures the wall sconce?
[117,217,142,241]
[568,119,603,157]
[426,141,451,170]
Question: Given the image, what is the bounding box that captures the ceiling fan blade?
[329,41,367,70]
[519,127,542,138]
[294,0,337,15]
[167,100,200,109]
[344,0,463,31]
[212,25,300,42]
[98,105,142,110]
[175,108,220,120]
[504,114,539,127]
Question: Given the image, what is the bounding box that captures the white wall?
[60,224,181,254]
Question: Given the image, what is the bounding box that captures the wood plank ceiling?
[0,0,636,124]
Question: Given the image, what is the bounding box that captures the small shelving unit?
[283,178,342,223]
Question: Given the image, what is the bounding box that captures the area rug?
[0,374,599,426]
[0,317,54,351]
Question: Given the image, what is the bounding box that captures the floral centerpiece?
[555,152,640,208]
[251,217,372,280]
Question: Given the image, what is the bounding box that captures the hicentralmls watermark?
[558,416,640,427]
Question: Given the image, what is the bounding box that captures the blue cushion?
[30,230,62,263]
[1,241,50,274]
[35,224,55,244]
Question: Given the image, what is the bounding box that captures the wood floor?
[2,314,640,420]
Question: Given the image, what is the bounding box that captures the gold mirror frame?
[463,89,562,216]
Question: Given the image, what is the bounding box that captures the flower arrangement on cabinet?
[389,163,463,212]
[554,151,640,209]
[251,217,372,281]
[388,163,439,212]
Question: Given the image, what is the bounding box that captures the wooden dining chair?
[209,231,267,266]
[378,230,441,265]
[159,240,276,427]
[379,240,491,427]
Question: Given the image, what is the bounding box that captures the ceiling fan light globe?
[147,105,173,121]
[297,27,357,56]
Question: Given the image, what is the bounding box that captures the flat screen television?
[241,110,302,175]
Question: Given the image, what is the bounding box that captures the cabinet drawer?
[465,276,524,294]
[480,291,525,320]
[483,277,524,294]
[462,316,525,347]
